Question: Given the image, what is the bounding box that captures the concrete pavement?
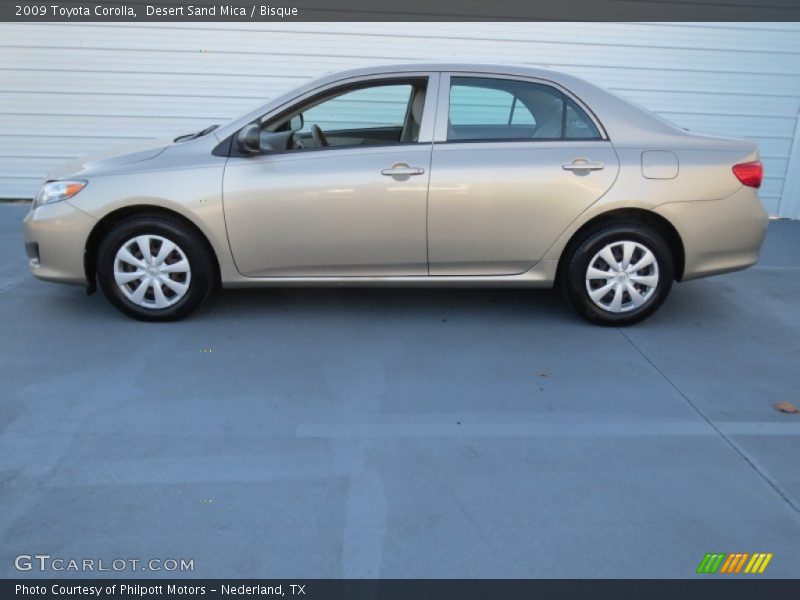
[1,204,799,578]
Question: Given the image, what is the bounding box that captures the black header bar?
[4,0,800,22]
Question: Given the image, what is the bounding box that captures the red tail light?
[732,161,763,188]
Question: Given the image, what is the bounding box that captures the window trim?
[219,72,440,158]
[434,72,608,144]
[507,96,517,126]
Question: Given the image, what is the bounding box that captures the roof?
[321,62,567,78]
[312,62,588,93]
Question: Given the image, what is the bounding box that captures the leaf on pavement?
[773,401,799,414]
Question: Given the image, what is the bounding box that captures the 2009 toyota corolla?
[23,63,768,324]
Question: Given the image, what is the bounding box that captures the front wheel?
[561,222,674,326]
[96,215,215,321]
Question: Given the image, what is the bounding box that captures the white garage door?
[1,22,799,218]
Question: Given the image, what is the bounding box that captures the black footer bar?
[4,579,800,600]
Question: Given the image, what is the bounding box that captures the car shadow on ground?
[34,277,731,330]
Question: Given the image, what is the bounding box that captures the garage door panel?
[0,22,797,218]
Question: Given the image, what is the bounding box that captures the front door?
[223,78,434,277]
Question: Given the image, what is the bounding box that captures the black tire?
[560,222,674,326]
[96,214,216,322]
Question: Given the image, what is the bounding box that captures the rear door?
[427,73,620,276]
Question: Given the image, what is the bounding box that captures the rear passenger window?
[565,98,601,139]
[447,76,601,142]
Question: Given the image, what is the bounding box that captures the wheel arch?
[555,208,685,283]
[84,205,221,291]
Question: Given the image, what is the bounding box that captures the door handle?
[562,158,604,171]
[381,163,425,177]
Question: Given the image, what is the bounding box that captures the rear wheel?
[96,215,215,321]
[561,222,674,326]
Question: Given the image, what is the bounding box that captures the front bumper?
[22,201,97,285]
[655,186,769,281]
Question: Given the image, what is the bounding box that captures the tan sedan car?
[23,63,768,324]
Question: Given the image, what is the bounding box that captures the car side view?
[23,63,768,325]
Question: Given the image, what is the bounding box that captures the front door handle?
[381,163,425,177]
[562,158,604,171]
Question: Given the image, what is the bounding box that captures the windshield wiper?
[174,124,219,143]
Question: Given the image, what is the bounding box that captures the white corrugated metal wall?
[1,22,799,217]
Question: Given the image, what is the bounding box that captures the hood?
[46,137,174,180]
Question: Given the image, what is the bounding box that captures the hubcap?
[113,235,191,309]
[585,240,659,314]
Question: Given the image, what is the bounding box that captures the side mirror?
[289,114,304,132]
[236,123,261,154]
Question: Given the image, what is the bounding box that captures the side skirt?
[219,260,559,289]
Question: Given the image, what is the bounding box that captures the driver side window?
[268,79,426,151]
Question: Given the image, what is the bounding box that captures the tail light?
[732,161,763,188]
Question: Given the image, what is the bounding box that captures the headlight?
[32,180,87,210]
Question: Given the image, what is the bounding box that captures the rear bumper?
[655,187,769,281]
[22,201,96,285]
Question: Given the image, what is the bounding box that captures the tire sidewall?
[564,223,674,326]
[97,217,213,321]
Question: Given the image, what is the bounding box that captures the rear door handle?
[381,163,425,177]
[562,159,604,171]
